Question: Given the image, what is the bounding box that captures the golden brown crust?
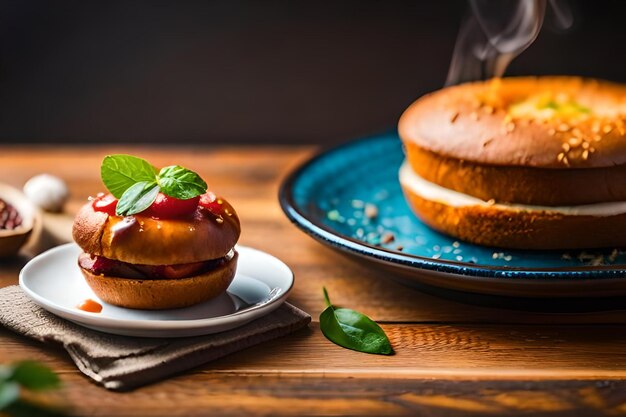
[399,76,626,168]
[401,183,626,250]
[72,208,108,256]
[72,198,240,265]
[405,142,626,205]
[79,251,238,309]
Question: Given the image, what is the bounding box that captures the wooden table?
[2,146,626,417]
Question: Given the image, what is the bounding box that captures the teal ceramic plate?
[279,132,626,299]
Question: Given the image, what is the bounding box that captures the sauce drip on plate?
[77,299,103,313]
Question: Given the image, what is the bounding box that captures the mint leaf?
[116,182,160,216]
[157,165,207,199]
[10,361,60,391]
[319,288,393,355]
[101,155,158,198]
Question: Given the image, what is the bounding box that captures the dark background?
[0,0,624,145]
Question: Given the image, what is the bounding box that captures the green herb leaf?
[10,361,60,391]
[0,381,20,410]
[115,181,160,216]
[319,288,393,355]
[157,165,207,199]
[101,155,158,198]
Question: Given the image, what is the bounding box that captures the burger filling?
[78,250,235,280]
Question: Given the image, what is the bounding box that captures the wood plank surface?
[2,146,626,416]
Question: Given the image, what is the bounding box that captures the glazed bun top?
[73,198,240,265]
[398,76,626,168]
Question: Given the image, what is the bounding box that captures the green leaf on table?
[157,165,207,199]
[101,154,158,198]
[0,381,20,410]
[10,361,60,391]
[115,181,160,216]
[319,288,393,355]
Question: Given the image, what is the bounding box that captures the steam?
[445,0,573,86]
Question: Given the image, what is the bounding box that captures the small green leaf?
[116,182,160,216]
[101,155,158,198]
[0,381,20,410]
[10,361,60,391]
[157,165,207,199]
[319,289,393,355]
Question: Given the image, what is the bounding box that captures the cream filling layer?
[399,161,626,217]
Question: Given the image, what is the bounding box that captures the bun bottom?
[401,185,626,250]
[79,251,238,310]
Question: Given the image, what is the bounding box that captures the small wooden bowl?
[0,183,38,258]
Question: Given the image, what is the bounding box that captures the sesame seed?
[484,105,494,114]
[452,241,460,248]
[470,112,479,121]
[557,152,565,162]
[562,156,570,166]
[592,123,601,133]
[381,232,395,244]
[364,203,378,219]
[561,143,571,152]
[486,199,496,205]
[582,141,590,149]
[582,150,589,160]
[548,128,556,135]
[327,210,344,222]
[557,123,570,132]
[603,125,613,134]
[506,122,515,132]
[351,199,365,209]
[568,137,581,147]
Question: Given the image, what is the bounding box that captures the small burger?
[399,76,626,250]
[72,155,240,309]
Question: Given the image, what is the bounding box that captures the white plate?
[19,243,294,337]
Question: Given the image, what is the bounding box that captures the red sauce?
[77,299,103,313]
[142,193,200,219]
[92,193,118,216]
[199,192,224,215]
[91,191,223,220]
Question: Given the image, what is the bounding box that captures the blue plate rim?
[278,133,626,281]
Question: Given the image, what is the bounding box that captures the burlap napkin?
[0,285,310,391]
